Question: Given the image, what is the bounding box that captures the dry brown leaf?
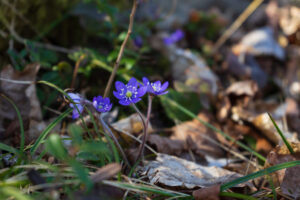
[141,153,243,189]
[111,113,152,145]
[265,143,300,188]
[226,80,258,98]
[0,64,45,146]
[147,134,185,156]
[171,111,226,158]
[90,163,121,183]
[193,185,220,200]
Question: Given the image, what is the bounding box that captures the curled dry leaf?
[90,163,121,183]
[111,113,152,144]
[0,64,45,145]
[171,111,226,158]
[265,143,300,199]
[193,185,220,200]
[142,153,244,189]
[147,134,185,156]
[237,26,285,60]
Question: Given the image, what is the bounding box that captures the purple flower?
[163,29,185,46]
[142,77,169,96]
[133,35,143,48]
[67,93,84,119]
[93,96,112,113]
[113,77,147,106]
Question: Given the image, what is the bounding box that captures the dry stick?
[1,15,74,54]
[103,0,138,98]
[213,0,264,52]
[71,54,85,88]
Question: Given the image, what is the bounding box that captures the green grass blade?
[0,142,19,154]
[0,94,25,157]
[163,96,266,162]
[268,113,294,154]
[0,186,33,200]
[30,108,72,155]
[103,181,190,197]
[221,160,300,191]
[219,192,257,200]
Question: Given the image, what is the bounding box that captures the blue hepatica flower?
[133,35,143,48]
[142,77,169,96]
[93,96,112,113]
[67,93,84,119]
[163,29,184,46]
[113,77,147,106]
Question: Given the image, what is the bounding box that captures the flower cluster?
[113,77,168,106]
[67,77,168,119]
[163,29,184,46]
[67,93,112,119]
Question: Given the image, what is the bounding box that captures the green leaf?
[69,159,93,189]
[0,186,33,200]
[0,143,19,154]
[68,124,83,145]
[45,133,68,160]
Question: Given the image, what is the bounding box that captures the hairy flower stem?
[132,95,153,163]
[99,113,131,168]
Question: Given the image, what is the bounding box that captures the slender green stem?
[136,95,153,162]
[0,94,25,161]
[268,113,294,154]
[131,104,147,162]
[99,113,131,168]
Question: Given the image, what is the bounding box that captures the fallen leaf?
[90,163,121,183]
[0,64,45,146]
[142,153,243,189]
[238,26,285,60]
[171,111,226,158]
[147,134,185,156]
[193,185,220,200]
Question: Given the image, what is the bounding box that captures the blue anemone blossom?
[93,96,112,113]
[67,93,84,119]
[163,29,184,46]
[113,77,147,106]
[142,77,169,96]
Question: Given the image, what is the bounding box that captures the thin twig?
[213,0,264,52]
[2,16,74,54]
[0,77,34,84]
[71,54,86,88]
[103,0,138,98]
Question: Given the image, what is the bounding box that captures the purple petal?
[154,81,161,88]
[142,77,150,86]
[131,97,141,104]
[115,81,125,91]
[158,91,168,95]
[128,77,138,86]
[160,81,169,91]
[113,91,124,99]
[119,99,132,106]
[104,97,110,104]
[137,86,147,97]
